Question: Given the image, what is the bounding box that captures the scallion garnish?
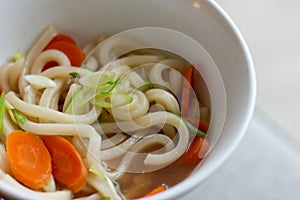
[69,72,80,79]
[89,165,107,181]
[0,92,5,133]
[100,197,111,200]
[168,111,207,138]
[139,80,153,92]
[12,109,26,124]
[93,93,133,108]
[7,108,26,125]
[12,52,25,62]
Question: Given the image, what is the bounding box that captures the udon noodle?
[0,25,210,200]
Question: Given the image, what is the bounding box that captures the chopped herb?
[0,92,5,133]
[69,72,80,79]
[89,165,107,181]
[99,78,120,95]
[12,52,25,62]
[182,117,207,138]
[11,109,26,124]
[167,111,207,138]
[93,93,133,108]
[101,197,111,200]
[139,80,153,92]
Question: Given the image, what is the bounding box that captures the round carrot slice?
[45,41,85,67]
[41,136,88,193]
[6,130,52,190]
[48,34,76,46]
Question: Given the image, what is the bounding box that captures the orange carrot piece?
[178,136,204,165]
[177,120,209,165]
[44,41,85,67]
[181,66,195,117]
[6,130,52,190]
[42,34,78,71]
[41,136,87,193]
[142,185,167,198]
[47,34,76,46]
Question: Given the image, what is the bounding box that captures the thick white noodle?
[8,58,25,93]
[31,50,71,74]
[2,109,18,138]
[149,63,171,89]
[101,133,127,150]
[95,111,189,166]
[145,89,180,114]
[23,85,39,105]
[110,55,163,68]
[0,144,11,174]
[0,169,72,200]
[62,83,81,112]
[100,136,139,160]
[0,63,12,92]
[87,174,122,200]
[39,78,65,110]
[168,68,183,96]
[110,90,149,121]
[6,92,99,124]
[41,66,92,79]
[127,71,144,89]
[18,25,58,95]
[108,134,175,180]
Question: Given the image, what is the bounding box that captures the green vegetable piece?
[12,109,26,124]
[93,93,133,108]
[139,80,153,92]
[69,72,80,79]
[89,165,106,181]
[100,196,111,200]
[168,111,207,138]
[12,52,25,62]
[0,92,5,133]
[99,78,120,95]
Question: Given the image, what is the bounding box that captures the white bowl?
[0,0,256,199]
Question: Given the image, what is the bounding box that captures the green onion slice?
[0,92,5,133]
[89,165,107,181]
[93,93,133,108]
[69,72,80,79]
[12,52,25,62]
[168,111,207,138]
[138,80,153,92]
[79,71,115,89]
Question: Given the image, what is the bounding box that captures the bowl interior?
[0,0,256,199]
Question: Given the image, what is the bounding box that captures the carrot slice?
[177,120,209,165]
[181,66,194,117]
[6,130,52,190]
[47,34,76,46]
[42,61,59,72]
[142,185,167,198]
[44,41,85,67]
[41,135,87,193]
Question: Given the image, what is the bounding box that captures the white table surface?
[181,1,300,199]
